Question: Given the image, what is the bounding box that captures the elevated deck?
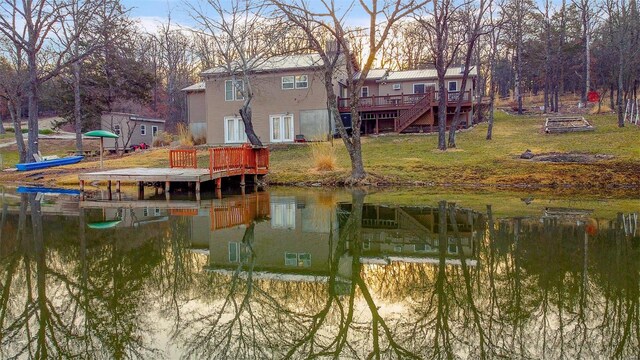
[78,145,269,200]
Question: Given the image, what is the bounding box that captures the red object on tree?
[587,91,600,103]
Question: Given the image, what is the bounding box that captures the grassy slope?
[268,113,640,188]
[0,112,637,190]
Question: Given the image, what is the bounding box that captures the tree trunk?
[8,99,26,163]
[617,55,625,127]
[27,51,39,163]
[73,60,83,153]
[437,77,447,150]
[239,106,263,146]
[0,114,5,134]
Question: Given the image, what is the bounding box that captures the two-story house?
[183,54,478,145]
[184,54,337,145]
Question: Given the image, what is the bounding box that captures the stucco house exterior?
[100,112,165,150]
[184,54,336,145]
[183,54,478,145]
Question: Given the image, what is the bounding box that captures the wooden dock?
[78,145,269,200]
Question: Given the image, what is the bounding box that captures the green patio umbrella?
[84,130,119,169]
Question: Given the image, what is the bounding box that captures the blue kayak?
[17,186,81,195]
[16,156,84,171]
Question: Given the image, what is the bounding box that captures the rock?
[520,149,534,159]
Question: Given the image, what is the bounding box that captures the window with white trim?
[448,81,458,92]
[282,76,294,89]
[152,126,158,137]
[295,75,308,88]
[413,83,426,94]
[270,114,294,143]
[271,198,296,229]
[284,252,311,267]
[224,117,247,144]
[225,80,245,101]
[140,124,146,135]
[361,86,369,97]
[229,242,240,262]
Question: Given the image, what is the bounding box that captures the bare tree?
[273,0,428,182]
[0,49,27,162]
[0,0,110,162]
[417,0,466,150]
[447,0,492,148]
[485,0,503,140]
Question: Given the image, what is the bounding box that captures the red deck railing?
[210,192,270,230]
[337,89,473,113]
[208,144,270,178]
[169,149,198,168]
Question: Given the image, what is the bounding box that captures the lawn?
[268,112,640,188]
[0,112,637,191]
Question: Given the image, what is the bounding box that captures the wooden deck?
[78,146,269,200]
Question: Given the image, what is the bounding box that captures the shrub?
[193,131,207,145]
[177,123,194,147]
[589,104,612,114]
[152,131,173,147]
[39,129,54,135]
[310,141,337,171]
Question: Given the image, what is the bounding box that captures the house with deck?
[341,67,478,134]
[183,53,479,144]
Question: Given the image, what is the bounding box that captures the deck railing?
[208,144,270,178]
[210,192,270,230]
[338,89,473,112]
[170,145,269,177]
[169,149,198,168]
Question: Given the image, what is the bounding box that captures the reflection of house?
[100,112,165,150]
[339,203,482,262]
[102,207,169,228]
[190,192,339,278]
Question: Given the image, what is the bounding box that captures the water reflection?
[0,188,638,359]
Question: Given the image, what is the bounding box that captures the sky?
[121,0,374,33]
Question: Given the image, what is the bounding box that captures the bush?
[152,131,173,147]
[310,141,337,171]
[589,104,612,114]
[39,129,54,135]
[177,123,194,147]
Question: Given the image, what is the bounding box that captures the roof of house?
[354,69,389,80]
[181,82,205,92]
[202,53,324,77]
[381,66,477,82]
[102,112,165,123]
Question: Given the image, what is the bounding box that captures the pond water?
[0,187,638,359]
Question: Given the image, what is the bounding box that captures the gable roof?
[201,53,324,77]
[181,82,205,92]
[354,69,389,80]
[381,66,477,82]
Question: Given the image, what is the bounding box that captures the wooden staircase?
[394,90,433,133]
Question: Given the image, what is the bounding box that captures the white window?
[285,252,297,266]
[413,83,426,94]
[140,124,146,135]
[270,114,294,143]
[154,208,160,216]
[271,199,296,229]
[229,242,240,262]
[143,207,149,217]
[284,253,311,267]
[282,76,294,89]
[298,253,311,267]
[113,124,121,135]
[361,86,369,98]
[448,81,458,92]
[224,117,247,144]
[225,80,245,101]
[295,75,308,88]
[152,126,158,137]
